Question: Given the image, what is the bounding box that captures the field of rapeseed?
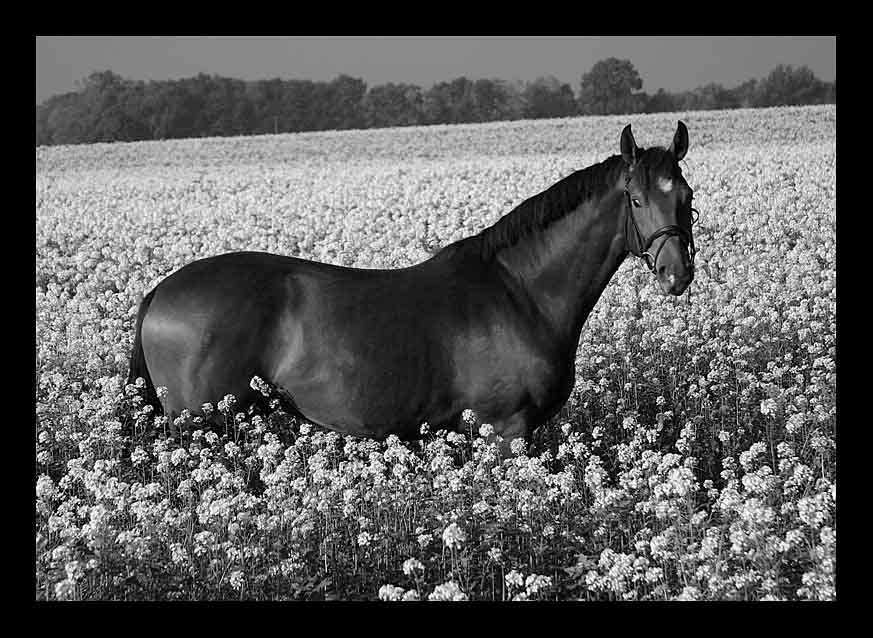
[35,105,836,600]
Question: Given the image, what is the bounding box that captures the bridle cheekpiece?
[623,172,699,274]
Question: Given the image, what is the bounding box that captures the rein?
[623,174,699,274]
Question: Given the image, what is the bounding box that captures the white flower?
[217,394,236,412]
[127,445,148,467]
[472,500,490,516]
[442,522,466,549]
[170,448,188,466]
[786,412,805,435]
[402,558,424,577]
[229,570,245,591]
[675,586,700,601]
[446,431,466,446]
[250,375,271,396]
[378,584,405,601]
[428,581,468,601]
[36,475,56,500]
[760,398,778,416]
[505,569,524,588]
[524,574,552,595]
[509,438,527,456]
[169,543,188,565]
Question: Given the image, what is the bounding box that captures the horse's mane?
[430,146,676,263]
[478,147,681,260]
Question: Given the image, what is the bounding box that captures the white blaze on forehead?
[657,177,673,193]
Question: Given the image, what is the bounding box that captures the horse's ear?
[620,124,638,166]
[670,120,689,161]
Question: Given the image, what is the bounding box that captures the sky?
[35,36,836,105]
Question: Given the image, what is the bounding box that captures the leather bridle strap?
[623,183,698,274]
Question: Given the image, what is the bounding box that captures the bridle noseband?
[623,174,699,274]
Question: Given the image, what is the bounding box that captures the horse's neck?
[495,188,628,349]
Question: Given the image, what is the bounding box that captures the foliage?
[755,65,834,108]
[578,58,645,115]
[36,105,835,600]
[36,63,835,146]
[362,83,424,128]
[523,76,577,119]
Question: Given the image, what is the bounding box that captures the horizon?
[36,36,836,105]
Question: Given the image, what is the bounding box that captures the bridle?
[623,174,699,274]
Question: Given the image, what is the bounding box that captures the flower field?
[35,105,836,600]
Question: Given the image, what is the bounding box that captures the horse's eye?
[631,198,642,208]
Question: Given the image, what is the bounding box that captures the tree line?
[35,58,835,146]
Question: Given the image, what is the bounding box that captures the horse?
[127,121,699,453]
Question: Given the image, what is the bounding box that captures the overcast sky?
[36,36,836,105]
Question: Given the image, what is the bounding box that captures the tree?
[115,80,152,141]
[756,65,828,107]
[284,79,319,131]
[688,83,738,111]
[645,88,677,113]
[231,95,256,135]
[79,71,128,142]
[144,81,202,140]
[471,78,520,122]
[320,75,367,130]
[186,74,249,137]
[449,77,479,122]
[213,77,254,136]
[39,92,84,145]
[362,83,423,128]
[578,58,644,115]
[497,80,527,121]
[36,104,51,146]
[422,81,452,124]
[730,79,759,109]
[522,76,577,119]
[246,78,285,134]
[423,77,478,124]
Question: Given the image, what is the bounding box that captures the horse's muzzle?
[657,263,693,296]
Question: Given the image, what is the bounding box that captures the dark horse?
[128,122,698,452]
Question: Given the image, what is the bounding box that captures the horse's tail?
[126,287,162,415]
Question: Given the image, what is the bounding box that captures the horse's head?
[620,121,698,296]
